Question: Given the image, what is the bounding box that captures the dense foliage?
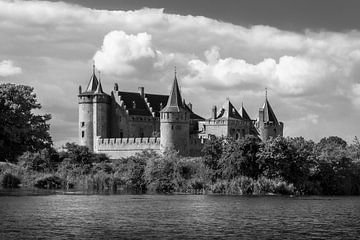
[0,83,52,162]
[203,135,360,195]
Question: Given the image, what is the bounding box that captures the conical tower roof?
[94,77,104,95]
[161,73,184,112]
[239,103,251,120]
[85,64,98,92]
[216,98,242,120]
[262,98,278,124]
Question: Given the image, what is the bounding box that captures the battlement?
[97,137,160,146]
[95,137,161,158]
[263,121,284,127]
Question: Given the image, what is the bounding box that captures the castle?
[78,65,284,158]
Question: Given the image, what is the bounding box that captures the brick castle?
[78,65,283,158]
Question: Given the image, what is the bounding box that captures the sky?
[1,0,360,145]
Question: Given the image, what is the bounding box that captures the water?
[0,190,360,239]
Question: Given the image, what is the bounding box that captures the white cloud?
[2,0,360,143]
[183,48,334,96]
[0,60,22,77]
[94,31,156,75]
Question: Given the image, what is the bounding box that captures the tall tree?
[0,83,52,162]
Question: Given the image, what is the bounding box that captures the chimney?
[114,83,119,91]
[78,85,82,94]
[212,105,217,119]
[188,102,192,111]
[138,86,144,98]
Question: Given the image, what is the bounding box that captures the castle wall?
[95,137,161,159]
[128,116,158,137]
[260,122,284,140]
[79,96,94,151]
[198,120,228,138]
[109,93,159,138]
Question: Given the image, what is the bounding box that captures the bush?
[1,173,21,188]
[34,174,63,189]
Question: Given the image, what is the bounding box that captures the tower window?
[172,126,174,130]
[81,122,85,127]
[81,131,85,138]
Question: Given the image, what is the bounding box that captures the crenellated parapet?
[97,137,160,146]
[95,137,161,158]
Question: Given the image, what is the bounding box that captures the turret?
[160,70,190,155]
[78,64,110,151]
[256,90,283,140]
[78,64,98,151]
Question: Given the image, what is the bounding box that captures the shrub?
[1,173,21,188]
[34,174,63,189]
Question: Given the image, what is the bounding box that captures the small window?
[81,122,85,127]
[81,131,85,138]
[171,126,174,130]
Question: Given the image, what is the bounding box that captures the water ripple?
[0,193,359,239]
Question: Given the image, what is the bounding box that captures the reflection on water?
[0,189,359,239]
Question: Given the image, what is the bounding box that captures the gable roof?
[116,91,152,116]
[145,93,169,117]
[216,99,243,120]
[262,98,278,123]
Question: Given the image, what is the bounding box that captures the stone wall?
[95,137,161,159]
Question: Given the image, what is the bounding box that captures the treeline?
[202,135,360,195]
[2,83,360,195]
[1,135,360,195]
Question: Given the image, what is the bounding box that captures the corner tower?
[160,71,190,155]
[78,64,110,151]
[256,91,284,140]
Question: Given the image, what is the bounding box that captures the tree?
[258,136,316,193]
[59,143,109,174]
[220,135,263,180]
[0,83,52,162]
[18,147,60,172]
[201,136,224,182]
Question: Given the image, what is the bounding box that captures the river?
[0,190,359,239]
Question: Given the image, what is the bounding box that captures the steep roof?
[94,78,104,95]
[161,75,185,112]
[183,102,205,120]
[216,99,242,120]
[239,103,251,121]
[145,93,169,117]
[85,65,98,93]
[262,98,278,124]
[117,91,152,116]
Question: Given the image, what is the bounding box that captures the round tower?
[160,72,190,155]
[92,76,110,152]
[78,65,98,151]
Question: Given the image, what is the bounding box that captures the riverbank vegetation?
[1,83,360,195]
[1,135,360,195]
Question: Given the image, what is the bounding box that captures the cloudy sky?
[2,0,360,145]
